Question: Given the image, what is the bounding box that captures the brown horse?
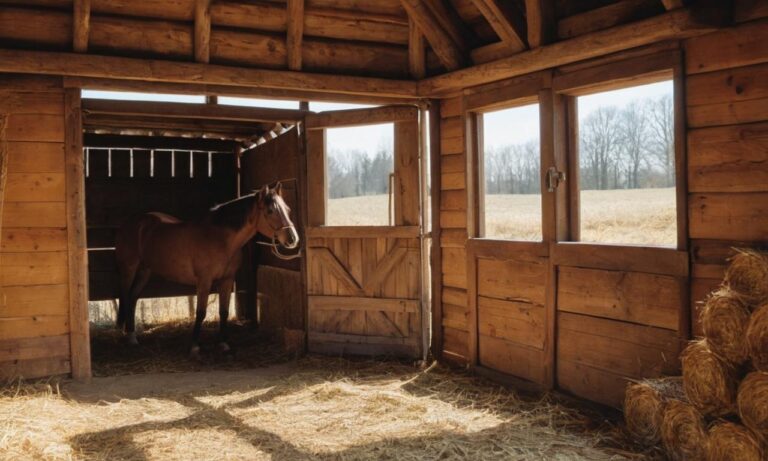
[114,182,298,357]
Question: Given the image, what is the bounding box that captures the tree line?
[328,147,393,199]
[484,94,674,194]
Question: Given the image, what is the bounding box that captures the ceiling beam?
[73,0,90,53]
[401,0,467,70]
[419,7,718,95]
[287,0,305,71]
[525,0,555,47]
[0,48,419,98]
[423,0,472,50]
[194,0,211,63]
[470,0,527,51]
[408,19,426,79]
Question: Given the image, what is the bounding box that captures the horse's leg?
[117,262,138,331]
[125,268,151,345]
[217,277,235,353]
[190,280,212,359]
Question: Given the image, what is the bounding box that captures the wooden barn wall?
[434,12,768,407]
[0,75,72,379]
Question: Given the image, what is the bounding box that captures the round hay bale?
[701,289,751,366]
[737,371,768,439]
[706,421,764,461]
[660,399,708,461]
[624,377,684,445]
[682,340,738,417]
[724,249,768,307]
[746,303,768,372]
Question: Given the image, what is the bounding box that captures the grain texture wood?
[400,0,466,71]
[305,105,418,129]
[469,0,527,51]
[82,99,306,123]
[194,0,211,63]
[0,335,70,362]
[72,0,90,53]
[64,89,90,380]
[685,19,768,75]
[0,356,70,380]
[287,0,305,71]
[689,192,768,241]
[408,19,426,78]
[552,243,689,276]
[306,226,419,239]
[394,119,420,226]
[557,0,662,39]
[309,295,418,313]
[525,0,554,47]
[0,284,69,318]
[686,62,768,128]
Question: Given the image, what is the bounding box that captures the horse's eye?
[267,208,274,214]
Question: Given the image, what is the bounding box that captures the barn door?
[239,127,305,349]
[304,105,424,358]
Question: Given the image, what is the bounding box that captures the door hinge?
[546,167,566,192]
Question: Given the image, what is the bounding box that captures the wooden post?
[0,116,7,275]
[428,101,443,360]
[287,0,304,71]
[73,0,90,53]
[195,0,211,63]
[64,89,91,380]
[408,20,426,79]
[525,0,554,48]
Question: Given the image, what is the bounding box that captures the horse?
[114,182,299,358]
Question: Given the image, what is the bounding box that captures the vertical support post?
[65,88,91,381]
[305,128,326,226]
[428,101,443,360]
[408,19,426,79]
[73,0,90,53]
[194,0,212,63]
[287,0,305,71]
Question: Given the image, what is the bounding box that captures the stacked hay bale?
[624,249,768,460]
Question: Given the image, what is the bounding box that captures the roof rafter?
[194,0,211,63]
[73,0,90,53]
[400,0,467,71]
[470,0,528,52]
[287,0,304,71]
[525,0,555,47]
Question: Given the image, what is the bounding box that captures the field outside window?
[576,80,675,246]
[481,103,542,241]
[326,123,394,226]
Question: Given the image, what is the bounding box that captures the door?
[304,105,425,358]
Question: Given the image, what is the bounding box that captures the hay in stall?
[724,249,768,307]
[1,358,647,460]
[660,399,708,461]
[737,371,768,440]
[706,421,764,461]
[623,377,684,446]
[681,340,738,417]
[746,303,768,372]
[701,289,751,366]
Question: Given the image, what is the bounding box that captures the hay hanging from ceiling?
[660,399,708,461]
[681,340,738,417]
[706,421,764,461]
[724,249,768,307]
[623,377,684,446]
[701,288,751,366]
[746,303,768,372]
[737,371,768,440]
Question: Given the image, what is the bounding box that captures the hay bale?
[660,399,708,461]
[706,421,764,461]
[746,303,768,372]
[701,289,751,366]
[725,249,768,307]
[681,340,738,417]
[624,377,684,446]
[737,371,768,440]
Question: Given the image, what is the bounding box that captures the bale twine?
[701,289,751,366]
[706,421,764,461]
[681,340,738,417]
[624,377,684,446]
[746,303,768,372]
[660,399,708,461]
[737,371,768,440]
[725,249,768,307]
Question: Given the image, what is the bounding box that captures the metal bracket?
[546,167,566,192]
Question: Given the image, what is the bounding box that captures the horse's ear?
[274,181,283,195]
[257,184,269,207]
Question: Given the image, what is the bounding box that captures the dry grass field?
[329,188,676,246]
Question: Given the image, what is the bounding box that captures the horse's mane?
[208,190,276,229]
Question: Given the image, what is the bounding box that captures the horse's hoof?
[126,332,139,346]
[189,345,201,360]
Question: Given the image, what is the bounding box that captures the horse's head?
[254,182,299,249]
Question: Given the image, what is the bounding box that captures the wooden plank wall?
[685,10,768,336]
[0,75,71,379]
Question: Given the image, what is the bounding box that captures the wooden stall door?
[304,106,424,358]
[239,127,305,347]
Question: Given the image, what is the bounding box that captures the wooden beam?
[470,0,527,51]
[661,0,685,10]
[64,88,91,381]
[0,48,419,98]
[82,99,307,123]
[420,8,718,95]
[423,0,471,51]
[525,0,555,47]
[558,0,661,40]
[305,105,418,130]
[73,0,90,53]
[401,0,467,71]
[194,0,211,63]
[408,19,426,79]
[287,0,304,71]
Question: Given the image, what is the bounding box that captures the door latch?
[546,167,566,192]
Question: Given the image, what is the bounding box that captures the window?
[480,103,541,241]
[310,102,376,112]
[218,96,299,109]
[326,123,394,226]
[576,80,675,246]
[82,90,205,103]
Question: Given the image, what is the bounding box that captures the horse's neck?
[228,217,260,252]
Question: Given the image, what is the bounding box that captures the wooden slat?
[0,92,64,115]
[557,0,662,40]
[6,142,65,174]
[0,316,69,341]
[1,228,68,252]
[305,128,325,226]
[306,226,419,239]
[394,119,420,225]
[73,0,90,53]
[305,105,418,129]
[2,203,66,228]
[688,122,768,193]
[478,334,547,384]
[477,256,547,305]
[287,0,305,71]
[552,243,689,276]
[82,99,306,123]
[363,247,409,295]
[0,356,70,380]
[309,247,365,296]
[309,295,418,313]
[689,192,768,241]
[686,62,768,128]
[0,335,70,362]
[557,359,628,408]
[685,19,768,75]
[0,252,68,287]
[5,174,65,204]
[6,114,64,143]
[0,284,69,318]
[477,296,545,348]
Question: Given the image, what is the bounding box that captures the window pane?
[218,96,299,109]
[82,90,205,103]
[577,80,675,246]
[326,123,394,226]
[482,104,541,241]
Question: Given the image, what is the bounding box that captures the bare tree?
[646,94,675,186]
[580,106,621,190]
[618,102,650,189]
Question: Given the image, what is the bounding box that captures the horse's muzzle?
[283,226,300,249]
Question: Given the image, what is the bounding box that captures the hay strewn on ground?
[0,322,654,460]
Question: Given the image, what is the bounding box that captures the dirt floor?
[1,322,657,460]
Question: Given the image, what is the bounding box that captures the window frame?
[552,49,687,250]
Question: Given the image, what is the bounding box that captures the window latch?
[546,167,566,192]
